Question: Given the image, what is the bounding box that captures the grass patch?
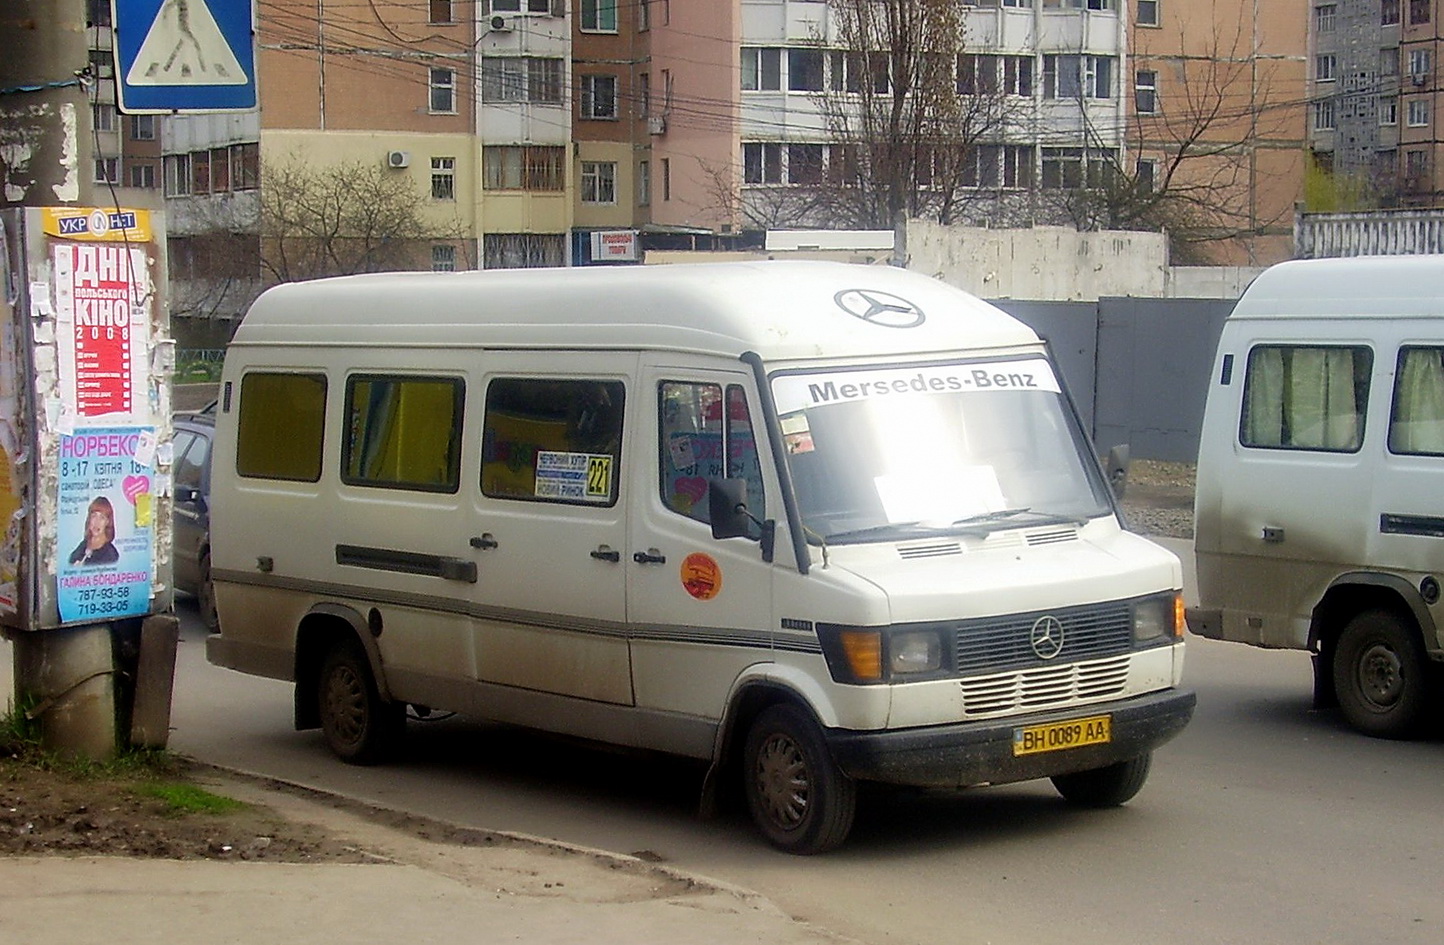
[134,781,248,816]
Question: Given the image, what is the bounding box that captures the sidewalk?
[0,768,859,945]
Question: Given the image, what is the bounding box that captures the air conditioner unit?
[490,14,513,32]
[1412,72,1428,86]
[386,150,410,169]
[647,116,667,135]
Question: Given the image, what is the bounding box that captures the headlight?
[1133,593,1183,642]
[889,631,942,675]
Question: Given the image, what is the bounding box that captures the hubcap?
[755,732,810,831]
[324,664,367,744]
[1357,642,1404,709]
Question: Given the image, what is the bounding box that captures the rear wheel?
[742,704,856,855]
[1332,609,1429,739]
[317,640,404,764]
[1051,753,1152,808]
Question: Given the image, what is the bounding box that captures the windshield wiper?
[949,508,1088,530]
[821,521,930,544]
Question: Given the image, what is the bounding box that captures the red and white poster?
[51,242,149,422]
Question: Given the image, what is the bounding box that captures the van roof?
[1234,255,1444,319]
[232,261,1039,363]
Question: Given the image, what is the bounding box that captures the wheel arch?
[1309,572,1435,707]
[293,603,391,731]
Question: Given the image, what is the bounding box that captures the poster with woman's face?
[55,426,155,623]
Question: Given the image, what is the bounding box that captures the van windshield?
[770,358,1113,544]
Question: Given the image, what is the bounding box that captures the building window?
[1410,0,1429,25]
[661,157,670,200]
[92,104,116,132]
[1136,158,1157,192]
[1408,98,1430,126]
[93,157,118,184]
[1382,48,1399,77]
[958,55,998,96]
[192,149,211,194]
[431,156,456,200]
[1314,99,1337,130]
[130,114,156,140]
[1002,144,1034,188]
[430,67,456,113]
[210,147,230,191]
[1316,54,1336,82]
[88,48,112,78]
[741,47,782,91]
[1043,55,1114,99]
[231,143,260,190]
[580,74,618,119]
[432,245,457,272]
[86,0,112,26]
[1383,0,1400,25]
[1409,48,1431,83]
[1040,147,1115,188]
[743,142,783,184]
[483,145,565,190]
[581,161,617,203]
[1380,96,1399,125]
[492,0,551,11]
[787,144,824,184]
[788,48,825,92]
[482,58,563,104]
[1135,69,1157,113]
[482,233,567,269]
[1136,0,1158,24]
[637,160,650,205]
[1315,4,1336,31]
[639,0,649,30]
[164,154,191,196]
[580,0,617,31]
[430,0,452,23]
[1003,56,1033,96]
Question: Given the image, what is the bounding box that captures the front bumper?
[826,688,1196,788]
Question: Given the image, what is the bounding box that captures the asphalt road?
[6,564,1442,945]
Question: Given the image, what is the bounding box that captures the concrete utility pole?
[1,0,96,209]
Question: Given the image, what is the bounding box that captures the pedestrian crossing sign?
[113,0,257,113]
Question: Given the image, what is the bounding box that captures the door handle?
[633,549,666,565]
[469,534,499,550]
[590,546,621,563]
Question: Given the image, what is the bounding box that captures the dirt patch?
[0,747,370,862]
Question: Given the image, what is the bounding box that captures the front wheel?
[1332,609,1429,739]
[1051,753,1152,808]
[742,704,856,855]
[317,640,404,764]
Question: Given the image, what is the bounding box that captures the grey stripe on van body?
[211,568,821,653]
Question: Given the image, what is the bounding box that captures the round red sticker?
[680,553,722,600]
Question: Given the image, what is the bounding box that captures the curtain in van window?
[1243,347,1285,445]
[1390,347,1444,454]
[1289,348,1358,449]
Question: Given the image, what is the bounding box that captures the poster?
[55,426,155,623]
[51,241,150,422]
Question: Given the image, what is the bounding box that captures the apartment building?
[1132,0,1307,265]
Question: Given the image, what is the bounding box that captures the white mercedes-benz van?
[1192,255,1444,739]
[206,261,1193,852]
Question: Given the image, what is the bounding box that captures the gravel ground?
[1117,459,1195,539]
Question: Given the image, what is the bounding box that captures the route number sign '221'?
[112,0,257,113]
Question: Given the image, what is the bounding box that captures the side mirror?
[1105,443,1130,500]
[707,477,751,539]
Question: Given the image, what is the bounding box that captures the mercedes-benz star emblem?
[834,289,926,328]
[1030,615,1065,660]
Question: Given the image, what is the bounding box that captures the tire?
[197,553,220,632]
[742,704,856,855]
[1332,609,1429,739]
[1051,752,1152,808]
[317,640,404,764]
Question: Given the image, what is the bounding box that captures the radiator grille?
[953,600,1133,675]
[958,654,1132,716]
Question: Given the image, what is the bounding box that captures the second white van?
[206,261,1194,852]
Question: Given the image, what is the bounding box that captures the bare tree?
[1052,18,1305,264]
[260,156,462,282]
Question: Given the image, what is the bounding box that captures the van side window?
[343,375,464,492]
[1240,345,1371,452]
[481,378,624,505]
[659,382,765,526]
[236,373,327,481]
[1389,347,1444,454]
